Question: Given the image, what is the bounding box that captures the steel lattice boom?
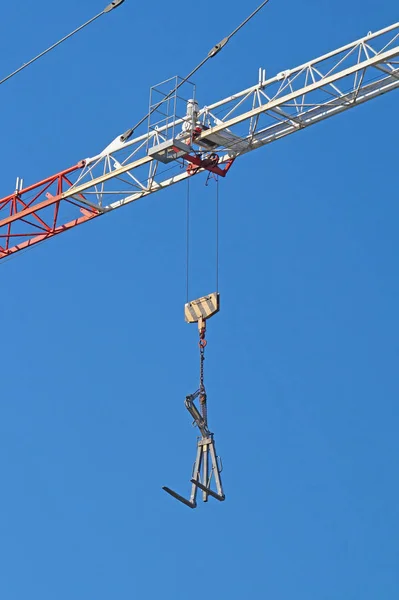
[1,21,398,260]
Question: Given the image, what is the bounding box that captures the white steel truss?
[62,21,399,211]
[1,21,399,259]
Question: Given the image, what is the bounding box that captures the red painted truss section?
[0,163,101,260]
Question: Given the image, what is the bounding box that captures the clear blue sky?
[0,1,398,598]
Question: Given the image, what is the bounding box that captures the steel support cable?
[120,0,272,142]
[216,177,219,294]
[186,178,190,303]
[0,0,125,88]
[185,176,220,301]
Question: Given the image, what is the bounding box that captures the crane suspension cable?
[216,177,219,294]
[185,177,220,304]
[0,0,125,88]
[186,179,190,304]
[120,0,272,142]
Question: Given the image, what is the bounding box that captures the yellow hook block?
[184,292,220,328]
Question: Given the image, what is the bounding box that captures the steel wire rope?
[215,176,219,294]
[0,0,125,88]
[184,174,220,302]
[186,178,190,303]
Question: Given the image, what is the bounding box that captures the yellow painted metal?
[184,292,220,324]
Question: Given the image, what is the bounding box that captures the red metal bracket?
[184,154,235,178]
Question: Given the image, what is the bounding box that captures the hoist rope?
[0,1,125,88]
[120,0,272,142]
[215,177,219,294]
[185,177,220,302]
[186,178,190,304]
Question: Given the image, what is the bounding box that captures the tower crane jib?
[0,21,398,260]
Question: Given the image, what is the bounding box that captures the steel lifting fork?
[163,293,225,508]
[163,390,225,508]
